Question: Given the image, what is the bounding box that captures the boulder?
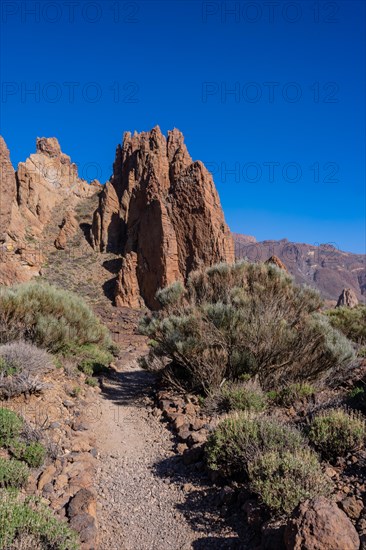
[285,497,360,550]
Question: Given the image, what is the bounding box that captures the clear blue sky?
[0,0,365,253]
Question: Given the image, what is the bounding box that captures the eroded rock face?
[0,136,17,243]
[337,288,359,308]
[92,126,234,309]
[54,211,79,250]
[285,497,360,550]
[0,136,96,285]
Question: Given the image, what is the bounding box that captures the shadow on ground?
[153,452,259,549]
[100,368,157,408]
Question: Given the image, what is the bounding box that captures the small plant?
[248,449,332,514]
[11,441,46,468]
[85,377,98,387]
[308,408,366,460]
[206,412,306,478]
[70,386,81,398]
[268,383,315,407]
[214,381,267,413]
[0,458,29,488]
[0,409,23,446]
[68,344,113,376]
[0,492,79,549]
[358,347,366,358]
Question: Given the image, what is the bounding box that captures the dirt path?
[92,344,247,550]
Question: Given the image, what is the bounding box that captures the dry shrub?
[0,342,53,398]
[141,261,354,393]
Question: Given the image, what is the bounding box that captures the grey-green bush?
[205,412,306,478]
[0,282,111,353]
[308,408,366,460]
[141,261,354,393]
[210,381,267,413]
[248,449,332,514]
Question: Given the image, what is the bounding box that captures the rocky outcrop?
[0,136,97,285]
[92,127,234,309]
[337,288,359,308]
[265,255,288,272]
[55,212,79,250]
[285,497,360,550]
[0,137,18,243]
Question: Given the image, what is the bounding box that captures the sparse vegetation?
[141,261,354,394]
[308,408,366,460]
[267,383,315,407]
[248,448,332,514]
[205,412,306,478]
[0,492,79,549]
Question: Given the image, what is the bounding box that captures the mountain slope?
[233,234,365,303]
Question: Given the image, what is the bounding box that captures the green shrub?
[0,458,29,488]
[358,347,366,358]
[217,382,267,412]
[73,344,113,376]
[347,386,366,412]
[0,409,23,446]
[0,492,79,549]
[248,449,332,514]
[0,282,111,353]
[325,305,366,345]
[10,441,46,468]
[141,261,354,393]
[308,408,366,459]
[205,412,306,478]
[85,377,98,387]
[268,383,315,407]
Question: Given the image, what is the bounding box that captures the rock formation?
[0,136,97,285]
[54,211,79,250]
[92,126,234,309]
[265,255,288,272]
[336,288,359,308]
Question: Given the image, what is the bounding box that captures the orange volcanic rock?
[92,127,234,309]
[0,136,97,285]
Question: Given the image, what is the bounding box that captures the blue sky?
[0,0,365,253]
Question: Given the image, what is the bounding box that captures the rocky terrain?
[233,234,365,303]
[0,129,365,550]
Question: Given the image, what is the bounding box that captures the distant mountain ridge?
[233,233,366,304]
